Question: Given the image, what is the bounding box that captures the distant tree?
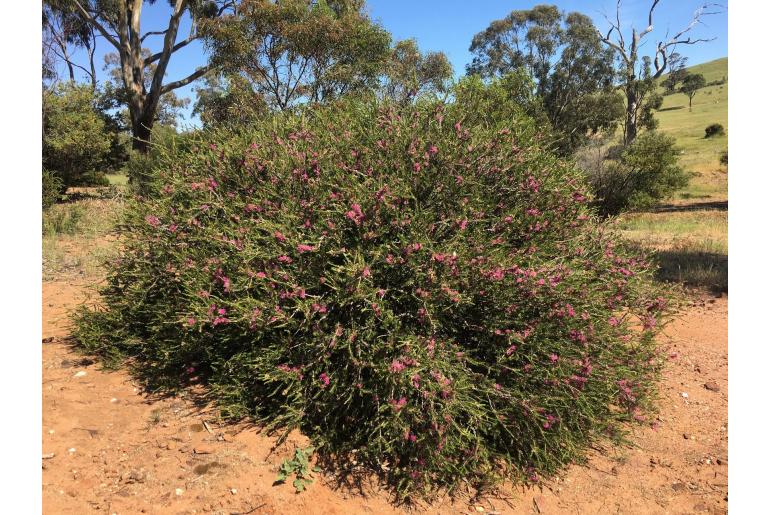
[382,39,453,104]
[60,0,238,153]
[467,5,623,155]
[202,0,391,111]
[597,0,719,144]
[660,52,689,94]
[192,73,269,128]
[680,73,706,109]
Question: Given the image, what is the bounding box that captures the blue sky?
[56,0,727,128]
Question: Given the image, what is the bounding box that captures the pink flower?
[608,316,620,326]
[458,219,468,230]
[274,230,287,242]
[277,255,293,264]
[187,318,196,326]
[549,353,559,364]
[390,359,406,373]
[145,215,161,228]
[255,271,267,279]
[297,244,315,253]
[345,203,365,225]
[428,145,438,155]
[413,162,421,172]
[361,267,371,277]
[390,397,407,411]
[319,372,330,388]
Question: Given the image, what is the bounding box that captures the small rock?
[671,482,687,492]
[680,392,689,399]
[611,466,618,475]
[42,337,55,344]
[42,453,55,459]
[175,488,184,496]
[704,382,720,392]
[475,507,485,513]
[683,433,690,440]
[73,371,87,378]
[68,448,76,454]
[194,446,215,455]
[48,429,55,435]
[110,398,119,403]
[166,441,177,451]
[230,488,237,495]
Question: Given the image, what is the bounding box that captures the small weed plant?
[73,83,672,500]
[275,446,319,493]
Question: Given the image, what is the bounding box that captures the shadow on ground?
[654,248,728,293]
[648,201,728,213]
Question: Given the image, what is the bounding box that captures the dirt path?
[43,281,727,514]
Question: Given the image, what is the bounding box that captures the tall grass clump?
[73,83,671,500]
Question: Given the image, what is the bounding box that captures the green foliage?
[382,39,453,103]
[467,6,621,154]
[704,123,725,138]
[42,170,64,210]
[660,53,688,95]
[73,93,670,499]
[125,125,189,196]
[193,73,269,129]
[275,446,320,493]
[43,82,113,188]
[680,73,707,108]
[587,131,690,216]
[202,0,392,110]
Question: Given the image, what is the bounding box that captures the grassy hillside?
[656,57,728,200]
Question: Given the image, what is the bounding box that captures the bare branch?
[141,30,168,43]
[146,33,198,64]
[160,65,213,95]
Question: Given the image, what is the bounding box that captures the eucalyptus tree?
[59,0,237,152]
[468,5,623,155]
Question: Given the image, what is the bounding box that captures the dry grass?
[43,195,124,281]
[616,209,727,292]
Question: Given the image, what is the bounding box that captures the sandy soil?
[43,280,727,514]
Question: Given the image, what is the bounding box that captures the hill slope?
[656,57,728,199]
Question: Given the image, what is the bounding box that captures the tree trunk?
[131,117,153,154]
[624,84,638,145]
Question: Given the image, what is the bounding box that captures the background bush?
[584,131,690,216]
[704,123,725,138]
[42,170,63,210]
[74,87,670,499]
[43,83,113,189]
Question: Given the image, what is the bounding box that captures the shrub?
[704,123,725,138]
[719,150,728,166]
[42,170,63,210]
[586,131,690,216]
[43,83,112,188]
[73,93,670,499]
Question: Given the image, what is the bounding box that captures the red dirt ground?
[43,280,727,514]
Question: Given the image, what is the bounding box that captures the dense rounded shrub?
[586,131,689,216]
[74,93,670,499]
[43,83,113,188]
[704,123,725,138]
